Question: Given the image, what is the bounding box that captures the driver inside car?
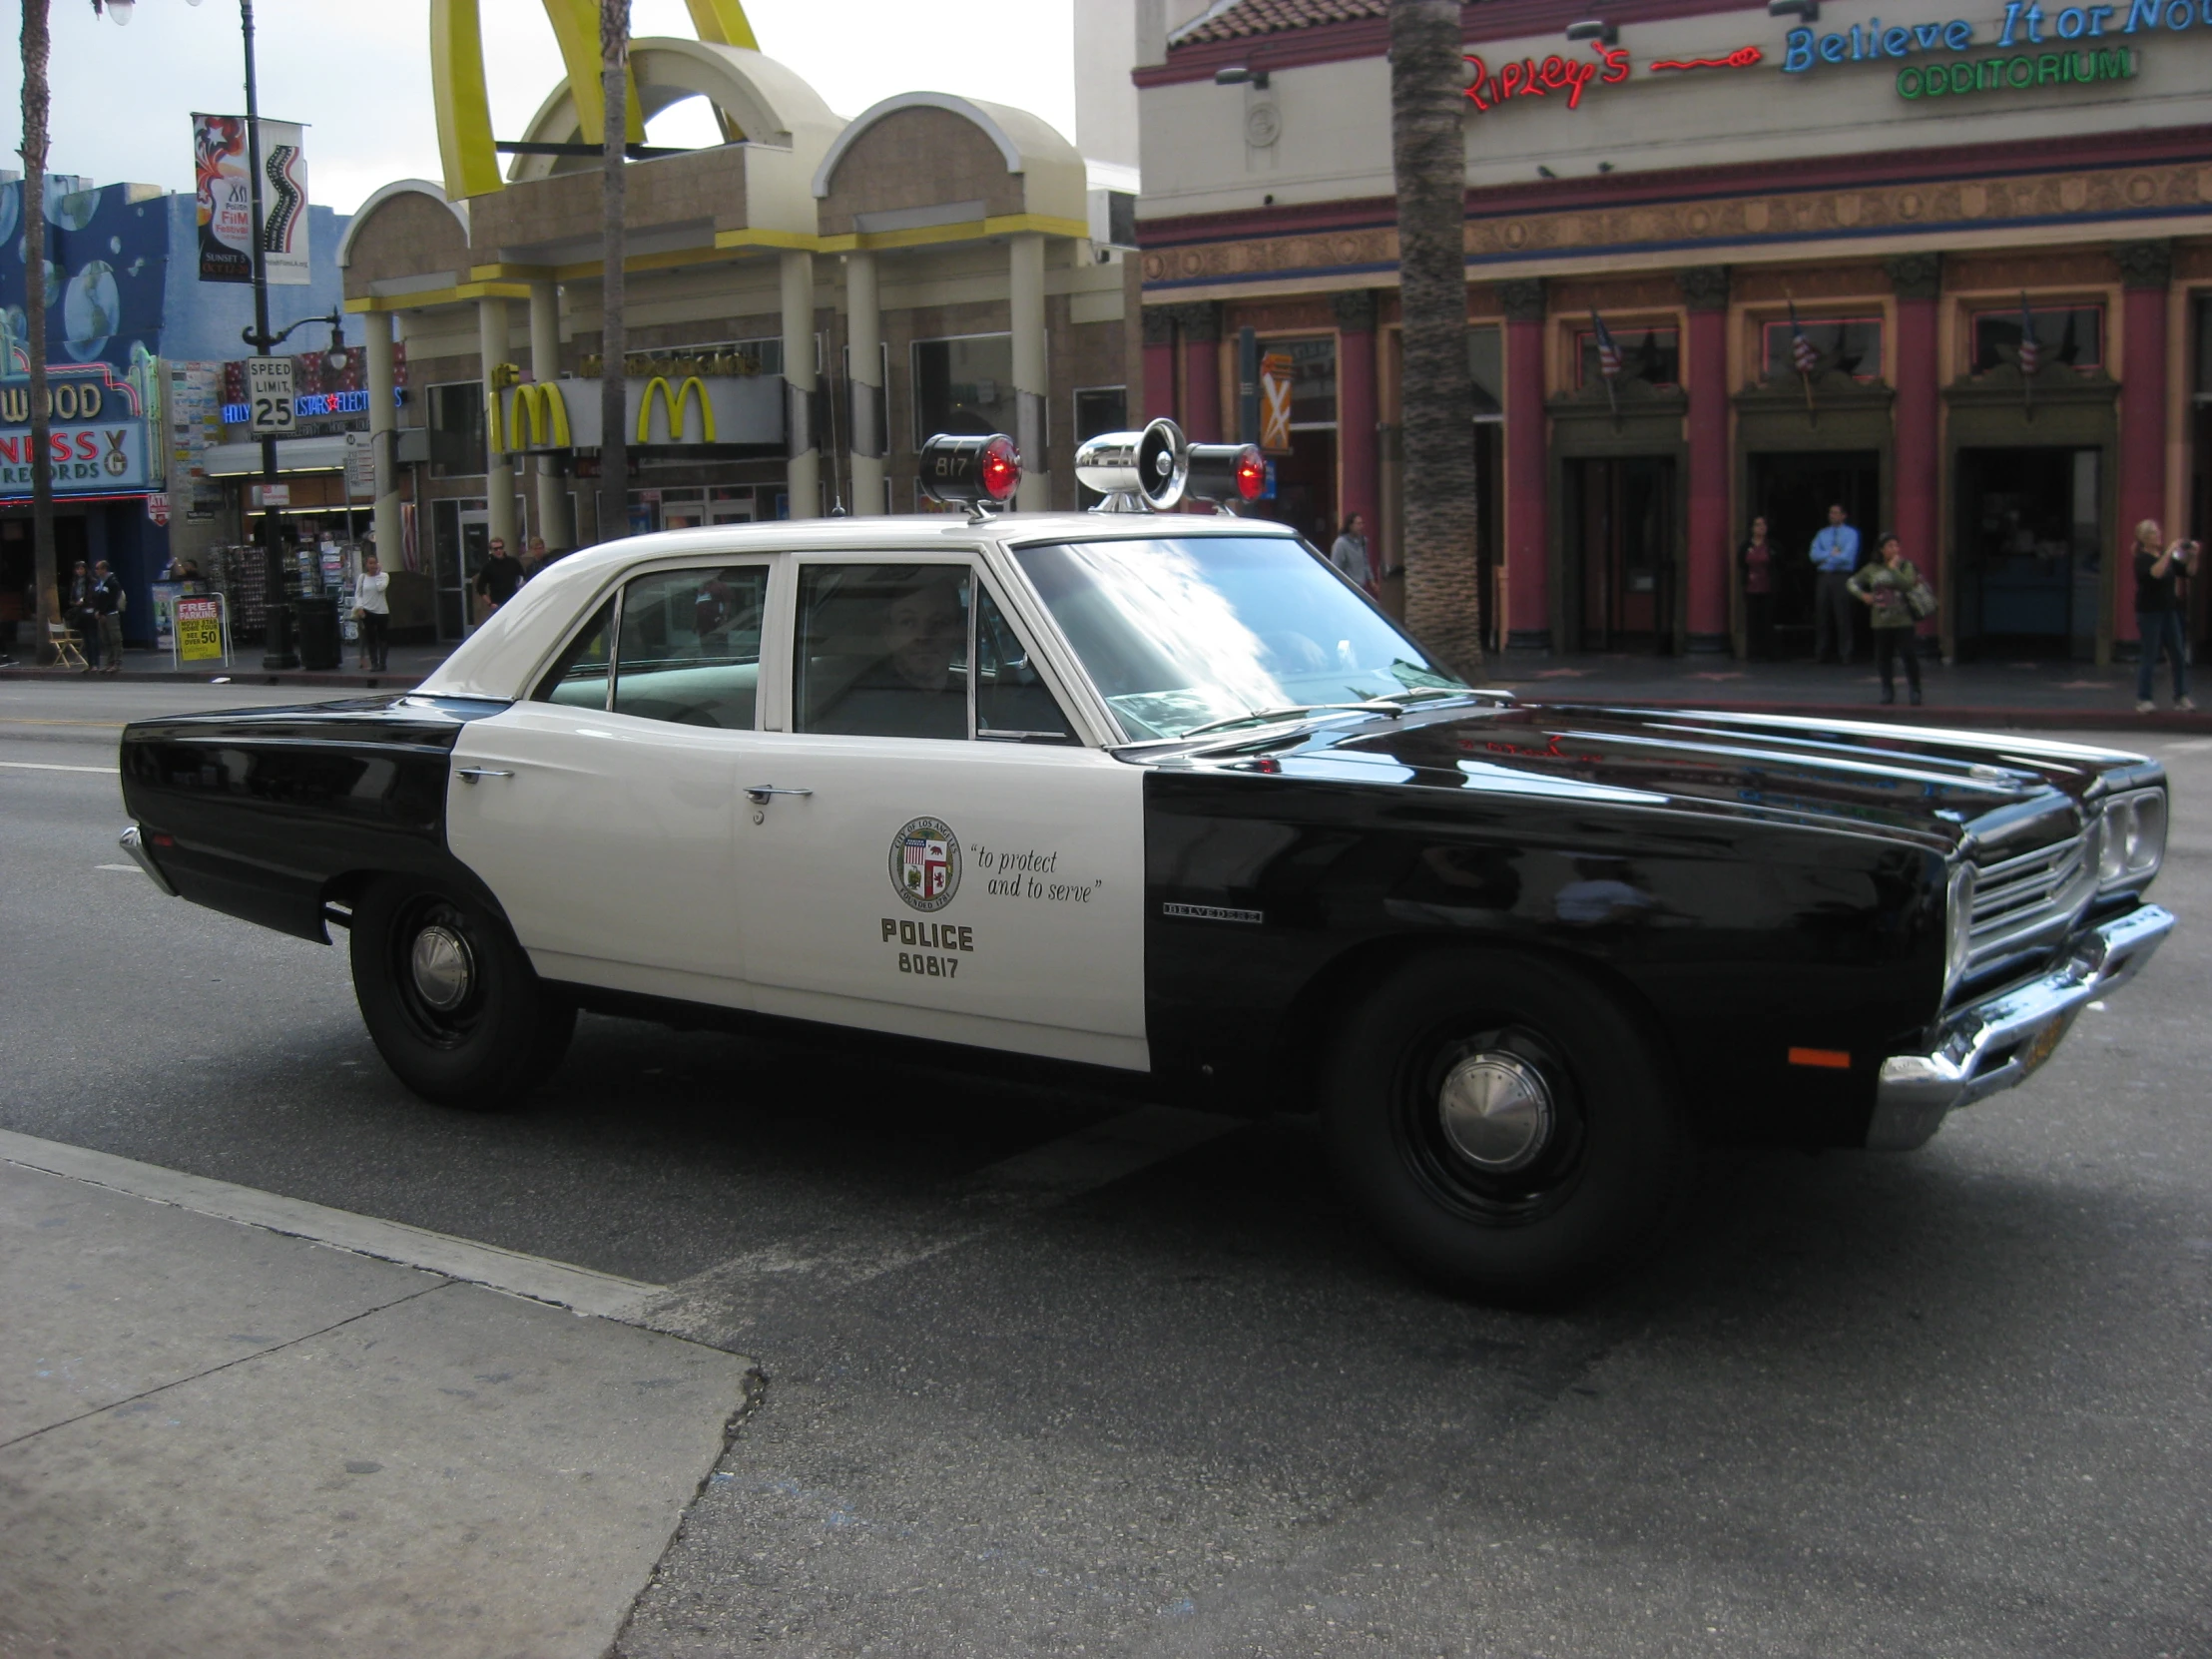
[813,572,969,740]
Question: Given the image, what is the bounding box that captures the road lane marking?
[96,862,141,871]
[0,1126,662,1320]
[0,716,127,728]
[0,760,118,773]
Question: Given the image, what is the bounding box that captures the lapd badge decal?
[889,817,960,912]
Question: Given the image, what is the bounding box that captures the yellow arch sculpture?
[431,0,760,200]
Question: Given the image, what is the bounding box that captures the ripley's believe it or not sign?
[1463,0,2187,112]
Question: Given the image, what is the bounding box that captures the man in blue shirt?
[1810,503,1862,665]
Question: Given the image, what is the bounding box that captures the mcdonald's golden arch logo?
[505,381,572,448]
[636,376,717,445]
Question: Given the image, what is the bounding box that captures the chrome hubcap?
[1436,1051,1555,1173]
[409,923,474,1011]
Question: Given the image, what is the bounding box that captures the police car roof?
[415,511,1306,704]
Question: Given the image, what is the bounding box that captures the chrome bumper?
[1868,903,2174,1151]
[118,826,179,897]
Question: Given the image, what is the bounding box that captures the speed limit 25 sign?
[247,357,295,436]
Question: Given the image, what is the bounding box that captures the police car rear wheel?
[1323,951,1692,1305]
[350,875,574,1110]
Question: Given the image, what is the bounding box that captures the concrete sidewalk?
[0,1136,754,1658]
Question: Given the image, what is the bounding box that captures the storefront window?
[1073,387,1129,508]
[428,382,485,478]
[1971,306,2102,375]
[1466,325,1503,419]
[1282,337,1337,428]
[913,333,1016,445]
[1762,317,1883,382]
[1574,326,1679,390]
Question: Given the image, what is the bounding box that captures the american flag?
[1788,301,1820,376]
[2015,291,2041,377]
[1591,310,1623,381]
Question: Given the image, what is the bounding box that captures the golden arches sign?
[430,0,760,200]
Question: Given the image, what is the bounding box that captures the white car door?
[734,555,1148,1071]
[446,558,776,1001]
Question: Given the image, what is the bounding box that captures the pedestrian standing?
[473,537,524,622]
[65,559,97,671]
[88,560,125,676]
[354,552,391,672]
[1329,513,1374,593]
[1740,514,1776,661]
[1847,532,1926,706]
[2132,519,2197,712]
[1810,503,1862,665]
[525,534,551,578]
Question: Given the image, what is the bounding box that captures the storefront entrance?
[431,499,488,640]
[1563,455,1676,653]
[1745,450,1880,661]
[1954,446,2101,660]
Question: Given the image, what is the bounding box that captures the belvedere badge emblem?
[889,816,960,912]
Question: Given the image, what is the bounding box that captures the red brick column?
[1887,254,1942,650]
[1679,266,1731,654]
[1175,302,1224,443]
[2114,241,2174,645]
[1142,307,1177,424]
[1333,289,1380,563]
[1499,278,1550,651]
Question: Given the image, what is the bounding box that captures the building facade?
[1133,0,2212,664]
[339,29,1137,641]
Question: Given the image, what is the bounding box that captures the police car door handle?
[456,767,515,783]
[744,784,814,805]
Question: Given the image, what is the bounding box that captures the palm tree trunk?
[1390,0,1483,677]
[597,0,629,544]
[19,0,57,660]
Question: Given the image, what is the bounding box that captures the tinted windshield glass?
[1013,536,1463,740]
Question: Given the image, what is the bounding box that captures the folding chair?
[48,620,88,671]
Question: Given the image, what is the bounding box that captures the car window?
[974,582,1076,744]
[794,563,971,741]
[532,597,614,707]
[612,565,770,729]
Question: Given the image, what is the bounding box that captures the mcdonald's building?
[339,5,1137,640]
[1134,0,2212,668]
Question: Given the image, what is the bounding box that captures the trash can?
[294,595,341,671]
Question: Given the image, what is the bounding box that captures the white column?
[780,250,819,520]
[1008,232,1047,512]
[846,252,883,515]
[477,294,517,557]
[364,309,400,570]
[527,279,572,551]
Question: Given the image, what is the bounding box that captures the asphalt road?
[4,681,2208,1657]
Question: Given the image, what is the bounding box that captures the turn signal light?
[919,432,1021,511]
[1186,441,1266,507]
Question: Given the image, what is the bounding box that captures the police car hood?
[1248,701,2151,852]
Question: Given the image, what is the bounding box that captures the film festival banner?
[193,114,309,285]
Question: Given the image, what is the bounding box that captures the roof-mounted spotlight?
[1767,0,1819,19]
[1213,65,1272,89]
[1563,19,1618,43]
[918,433,1021,522]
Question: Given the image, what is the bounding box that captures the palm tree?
[1389,0,1483,676]
[18,0,57,658]
[598,0,629,544]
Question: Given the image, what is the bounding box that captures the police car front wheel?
[350,875,574,1110]
[1323,951,1693,1305]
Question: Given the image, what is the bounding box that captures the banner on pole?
[194,114,310,285]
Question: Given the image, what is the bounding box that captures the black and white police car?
[119,421,2175,1300]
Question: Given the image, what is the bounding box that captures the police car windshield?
[1013,536,1465,742]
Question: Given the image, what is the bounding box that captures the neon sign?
[1898,45,2136,93]
[1463,46,1629,110]
[1650,46,1765,71]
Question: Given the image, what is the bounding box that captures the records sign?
[194,113,310,285]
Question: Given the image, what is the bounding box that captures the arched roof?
[507,39,840,185]
[811,92,1081,203]
[336,180,468,268]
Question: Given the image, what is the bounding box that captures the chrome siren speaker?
[1074,417,1189,512]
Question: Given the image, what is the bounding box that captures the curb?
[0,666,427,691]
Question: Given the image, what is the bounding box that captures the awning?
[202,436,354,476]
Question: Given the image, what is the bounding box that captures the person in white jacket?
[354,553,391,671]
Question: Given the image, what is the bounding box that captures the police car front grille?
[1967,830,2093,977]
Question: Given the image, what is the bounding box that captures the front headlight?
[1942,860,1977,1002]
[2096,789,2167,891]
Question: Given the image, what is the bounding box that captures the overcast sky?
[6,0,1078,216]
